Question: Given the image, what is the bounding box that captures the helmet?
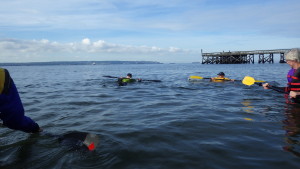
[217,72,225,76]
[127,73,132,78]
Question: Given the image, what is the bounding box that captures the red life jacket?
[286,69,300,104]
[287,68,296,84]
[288,75,300,91]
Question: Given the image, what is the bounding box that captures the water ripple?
[1,64,299,169]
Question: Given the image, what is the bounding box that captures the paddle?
[40,131,100,151]
[188,76,211,80]
[189,75,266,83]
[0,123,100,151]
[57,132,100,151]
[188,75,235,81]
[242,76,286,93]
[103,75,162,82]
[42,132,100,151]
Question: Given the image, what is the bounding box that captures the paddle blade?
[242,76,256,86]
[144,80,161,82]
[103,75,118,78]
[83,133,100,151]
[189,76,204,79]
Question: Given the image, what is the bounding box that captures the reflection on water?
[241,98,300,158]
[241,100,254,113]
[282,104,300,157]
[241,100,255,121]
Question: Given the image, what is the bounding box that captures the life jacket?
[0,68,11,95]
[211,77,230,82]
[285,68,300,104]
[117,78,136,86]
[287,68,296,84]
[121,78,136,83]
[287,74,300,92]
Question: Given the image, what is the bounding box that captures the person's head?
[285,48,300,68]
[217,72,225,77]
[127,73,132,78]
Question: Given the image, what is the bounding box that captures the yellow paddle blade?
[244,118,254,121]
[242,76,256,86]
[189,76,203,79]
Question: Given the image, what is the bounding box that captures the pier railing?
[202,49,291,64]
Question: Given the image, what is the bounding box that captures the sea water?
[0,63,299,169]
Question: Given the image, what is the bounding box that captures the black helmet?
[127,73,132,78]
[217,72,225,76]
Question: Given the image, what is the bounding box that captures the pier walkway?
[202,49,291,64]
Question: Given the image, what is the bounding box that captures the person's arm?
[0,69,42,133]
[262,83,286,93]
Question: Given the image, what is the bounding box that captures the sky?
[0,0,299,63]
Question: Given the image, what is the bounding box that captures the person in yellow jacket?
[211,72,235,82]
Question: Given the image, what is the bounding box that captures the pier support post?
[280,53,286,63]
[258,54,264,63]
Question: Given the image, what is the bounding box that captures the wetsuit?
[0,68,40,133]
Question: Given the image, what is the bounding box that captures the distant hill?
[0,61,162,66]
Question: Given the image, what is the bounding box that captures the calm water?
[1,63,300,169]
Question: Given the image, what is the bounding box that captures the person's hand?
[290,91,298,98]
[262,83,269,89]
[30,127,43,134]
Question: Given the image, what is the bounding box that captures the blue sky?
[0,0,299,63]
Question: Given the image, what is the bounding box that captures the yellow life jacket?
[0,68,11,94]
[211,77,231,82]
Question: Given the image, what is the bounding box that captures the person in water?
[118,73,141,86]
[263,48,300,103]
[211,72,235,82]
[0,68,42,133]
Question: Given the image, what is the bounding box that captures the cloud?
[0,38,196,62]
[1,0,299,37]
[82,38,91,45]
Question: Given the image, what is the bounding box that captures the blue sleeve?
[0,73,40,133]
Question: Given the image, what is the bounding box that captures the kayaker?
[263,48,300,103]
[211,72,235,82]
[0,68,42,133]
[118,73,141,86]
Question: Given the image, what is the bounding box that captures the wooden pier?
[201,49,290,64]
